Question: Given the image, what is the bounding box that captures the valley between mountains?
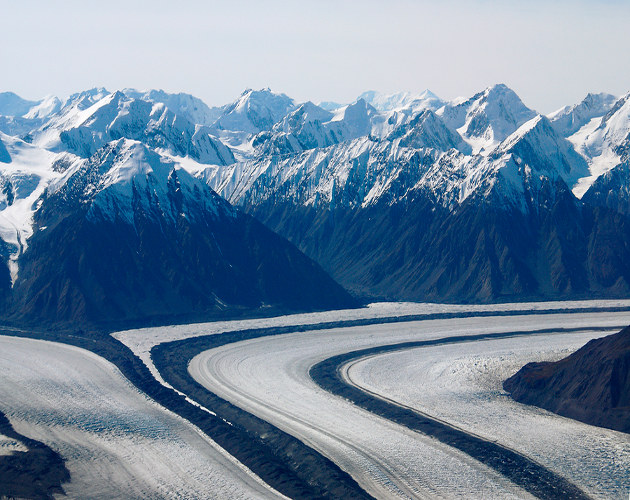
[2,84,630,324]
[1,85,630,499]
[2,302,628,499]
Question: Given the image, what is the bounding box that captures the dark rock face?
[0,137,10,163]
[9,206,355,327]
[503,325,630,433]
[6,142,356,328]
[582,162,630,216]
[0,239,11,311]
[249,183,630,302]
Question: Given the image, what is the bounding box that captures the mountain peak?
[484,82,511,94]
[479,83,530,110]
[358,89,443,112]
[216,88,296,134]
[387,109,470,153]
[37,91,235,165]
[121,88,222,127]
[0,92,40,117]
[48,138,233,227]
[418,89,440,100]
[497,114,590,190]
[549,92,617,137]
[66,87,110,104]
[438,83,536,153]
[275,101,333,133]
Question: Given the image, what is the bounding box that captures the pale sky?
[1,0,629,113]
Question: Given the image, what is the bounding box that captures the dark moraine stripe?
[3,307,627,499]
[309,328,610,500]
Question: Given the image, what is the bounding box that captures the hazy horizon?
[2,0,629,114]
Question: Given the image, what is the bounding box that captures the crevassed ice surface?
[188,311,630,499]
[0,336,284,500]
[346,331,630,500]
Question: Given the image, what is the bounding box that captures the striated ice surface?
[188,311,630,499]
[347,331,630,499]
[113,299,630,390]
[0,336,284,500]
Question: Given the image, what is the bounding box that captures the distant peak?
[0,91,24,99]
[481,83,518,100]
[344,98,375,117]
[581,91,617,106]
[242,87,275,95]
[358,89,443,112]
[487,83,511,92]
[418,89,439,100]
[357,90,379,100]
[76,87,109,97]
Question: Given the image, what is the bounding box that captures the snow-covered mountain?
[251,99,378,156]
[0,92,41,117]
[583,162,630,215]
[0,89,357,325]
[1,83,630,312]
[0,132,59,285]
[122,88,222,127]
[32,91,235,165]
[386,109,471,153]
[214,88,296,134]
[558,92,630,197]
[438,83,537,154]
[209,110,587,217]
[548,92,617,138]
[358,89,443,113]
[200,84,630,301]
[46,139,233,225]
[0,92,63,137]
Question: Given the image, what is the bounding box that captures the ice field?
[1,303,629,498]
[188,311,630,499]
[0,336,284,499]
[345,331,630,499]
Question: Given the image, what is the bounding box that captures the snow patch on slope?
[566,92,630,197]
[548,92,617,138]
[0,133,61,283]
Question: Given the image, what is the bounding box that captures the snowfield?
[345,331,630,499]
[0,336,284,500]
[187,311,630,499]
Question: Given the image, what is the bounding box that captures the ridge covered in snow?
[561,92,630,197]
[437,83,538,154]
[358,89,444,113]
[1,83,629,292]
[47,139,235,227]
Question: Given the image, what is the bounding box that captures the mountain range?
[1,83,630,325]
